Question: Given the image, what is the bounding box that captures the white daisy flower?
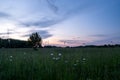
[10,59,12,62]
[82,58,86,61]
[52,57,56,60]
[50,53,54,56]
[74,64,77,66]
[58,53,62,56]
[10,56,13,58]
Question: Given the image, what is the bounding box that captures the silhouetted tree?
[28,32,42,50]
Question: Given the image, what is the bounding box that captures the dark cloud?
[0,32,13,35]
[19,0,90,28]
[19,11,75,28]
[0,12,10,18]
[38,30,53,39]
[21,19,59,27]
[19,0,86,27]
[0,30,20,37]
[46,0,58,12]
[89,34,107,37]
[17,0,92,28]
[22,30,53,39]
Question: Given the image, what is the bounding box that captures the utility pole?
[7,28,11,48]
[64,41,66,47]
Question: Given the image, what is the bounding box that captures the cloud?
[0,32,12,35]
[46,0,58,12]
[21,30,53,39]
[17,0,91,28]
[20,18,60,27]
[59,39,87,44]
[38,30,53,39]
[0,12,10,18]
[19,7,81,28]
[87,36,120,45]
[89,34,107,37]
[0,29,15,35]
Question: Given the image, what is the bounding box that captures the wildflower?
[52,57,56,60]
[10,59,12,62]
[74,63,77,66]
[58,53,62,56]
[50,53,54,56]
[10,56,13,58]
[82,58,86,61]
[82,58,86,63]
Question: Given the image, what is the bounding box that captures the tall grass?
[0,48,120,80]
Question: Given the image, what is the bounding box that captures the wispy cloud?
[89,34,107,37]
[59,39,87,44]
[16,0,92,28]
[19,8,87,28]
[0,29,15,35]
[46,0,58,12]
[21,30,52,39]
[0,0,119,46]
[0,32,12,35]
[87,36,120,45]
[20,18,60,27]
[0,12,10,18]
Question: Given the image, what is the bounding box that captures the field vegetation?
[0,48,120,80]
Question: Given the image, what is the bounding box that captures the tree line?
[0,32,42,49]
[0,32,120,48]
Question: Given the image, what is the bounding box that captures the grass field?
[0,48,120,80]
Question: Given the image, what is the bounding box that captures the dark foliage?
[0,38,30,48]
[28,32,42,50]
[0,38,120,48]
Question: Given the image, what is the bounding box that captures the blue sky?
[0,0,120,46]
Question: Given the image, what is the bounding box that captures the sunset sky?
[0,0,120,47]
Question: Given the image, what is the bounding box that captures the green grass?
[0,48,120,80]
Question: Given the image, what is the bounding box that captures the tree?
[28,32,42,50]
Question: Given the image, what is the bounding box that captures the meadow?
[0,47,120,80]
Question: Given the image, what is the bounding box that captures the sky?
[0,0,120,47]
